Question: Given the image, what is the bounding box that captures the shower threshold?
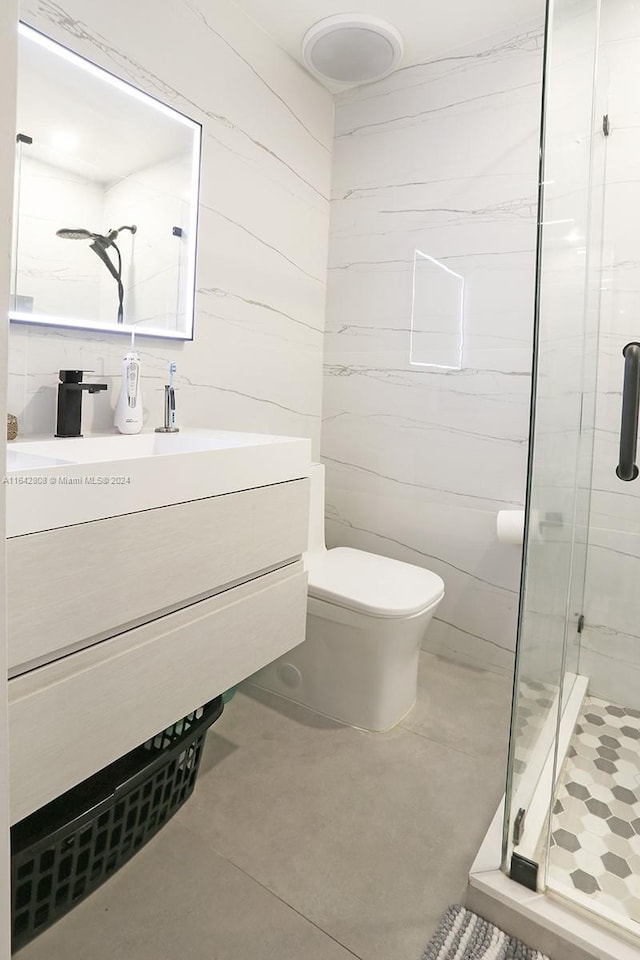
[467,823,640,960]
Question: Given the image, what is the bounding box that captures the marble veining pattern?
[9,0,333,456]
[322,21,544,673]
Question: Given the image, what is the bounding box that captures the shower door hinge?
[510,852,538,892]
[577,614,585,634]
[16,132,32,145]
[603,114,611,136]
[512,807,526,846]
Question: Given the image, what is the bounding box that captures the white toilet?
[249,464,445,732]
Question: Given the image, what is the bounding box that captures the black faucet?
[56,370,108,438]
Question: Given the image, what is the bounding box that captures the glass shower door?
[503,0,603,884]
[543,0,640,933]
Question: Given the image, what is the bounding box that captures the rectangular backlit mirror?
[11,23,201,340]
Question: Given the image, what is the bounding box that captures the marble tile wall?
[321,21,545,674]
[9,0,333,453]
[581,0,640,708]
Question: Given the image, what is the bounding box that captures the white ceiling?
[232,0,544,88]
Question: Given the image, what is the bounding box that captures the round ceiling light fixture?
[302,14,403,86]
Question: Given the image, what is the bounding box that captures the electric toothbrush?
[155,361,179,433]
[168,362,177,430]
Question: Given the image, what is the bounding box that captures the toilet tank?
[306,463,327,562]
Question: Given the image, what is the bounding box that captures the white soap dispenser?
[114,331,143,434]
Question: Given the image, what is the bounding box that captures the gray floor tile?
[176,681,505,960]
[16,819,359,960]
[15,655,509,960]
[401,653,512,762]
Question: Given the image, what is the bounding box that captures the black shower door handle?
[616,341,640,481]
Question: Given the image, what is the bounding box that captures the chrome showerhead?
[56,228,96,240]
[56,225,137,245]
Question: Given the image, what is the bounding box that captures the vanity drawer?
[9,562,307,824]
[8,477,309,674]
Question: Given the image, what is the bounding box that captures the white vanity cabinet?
[7,470,310,825]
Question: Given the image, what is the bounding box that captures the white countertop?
[6,428,311,537]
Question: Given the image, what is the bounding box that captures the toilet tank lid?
[307,547,444,618]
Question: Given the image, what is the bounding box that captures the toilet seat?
[307,547,444,619]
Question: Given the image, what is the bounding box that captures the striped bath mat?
[422,905,550,960]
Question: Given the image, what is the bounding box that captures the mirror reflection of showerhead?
[56,228,96,240]
[56,225,137,324]
[56,225,137,246]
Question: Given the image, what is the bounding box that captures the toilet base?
[248,596,440,732]
[250,682,417,733]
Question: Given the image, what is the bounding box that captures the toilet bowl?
[249,464,444,732]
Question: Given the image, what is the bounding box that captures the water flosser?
[114,330,143,434]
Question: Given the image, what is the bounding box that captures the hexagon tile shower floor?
[547,696,640,927]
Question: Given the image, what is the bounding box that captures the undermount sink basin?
[6,429,311,537]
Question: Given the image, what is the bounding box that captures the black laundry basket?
[11,696,223,953]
